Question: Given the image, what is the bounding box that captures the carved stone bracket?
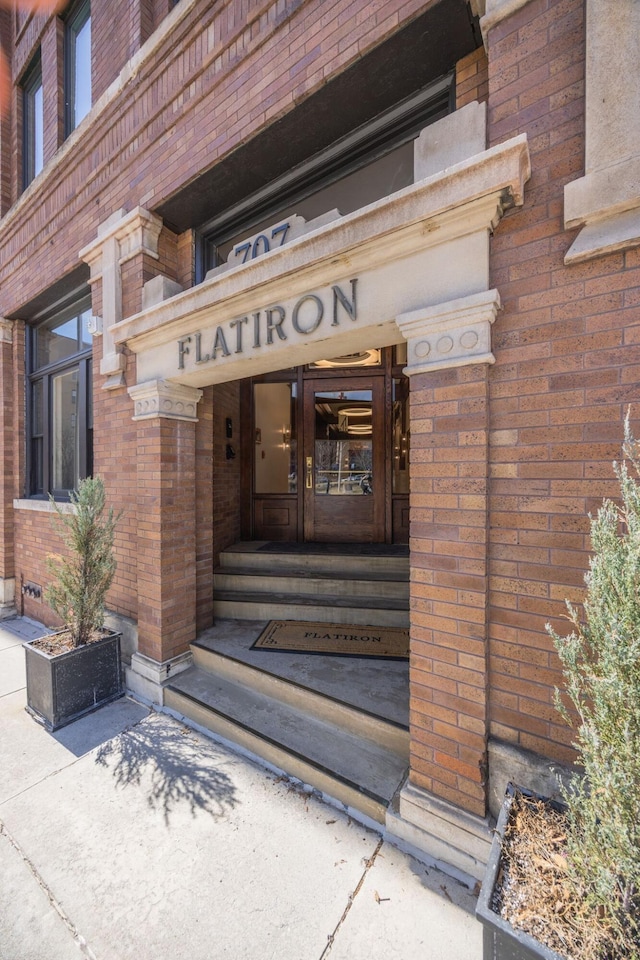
[396,289,501,376]
[129,379,203,422]
[80,208,163,389]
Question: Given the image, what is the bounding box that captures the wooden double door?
[249,362,409,543]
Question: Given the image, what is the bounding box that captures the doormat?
[251,620,409,660]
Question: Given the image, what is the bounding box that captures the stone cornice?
[114,134,530,354]
[397,290,501,375]
[129,380,203,421]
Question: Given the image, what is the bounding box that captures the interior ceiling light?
[337,406,371,417]
[347,424,373,434]
[311,350,381,368]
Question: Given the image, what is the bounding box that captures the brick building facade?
[1,0,638,880]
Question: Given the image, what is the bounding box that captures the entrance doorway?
[247,349,409,544]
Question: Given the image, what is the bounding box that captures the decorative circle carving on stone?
[414,340,431,358]
[460,330,479,350]
[161,399,173,412]
[437,336,454,354]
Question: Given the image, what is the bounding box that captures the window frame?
[196,73,454,280]
[22,52,44,188]
[27,295,93,501]
[64,0,92,137]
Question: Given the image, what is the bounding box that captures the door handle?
[305,456,313,489]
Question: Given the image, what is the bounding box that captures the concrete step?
[164,666,409,824]
[219,543,410,579]
[213,567,410,600]
[191,640,409,756]
[212,591,409,627]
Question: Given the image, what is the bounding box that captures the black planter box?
[476,784,566,960]
[24,630,123,731]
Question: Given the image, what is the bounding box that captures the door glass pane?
[253,382,297,493]
[392,378,409,493]
[52,368,78,492]
[313,390,373,495]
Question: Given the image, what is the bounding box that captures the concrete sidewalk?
[0,617,482,960]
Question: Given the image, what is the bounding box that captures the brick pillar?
[392,290,500,880]
[407,362,490,815]
[0,320,15,617]
[126,379,203,703]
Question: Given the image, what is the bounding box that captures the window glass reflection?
[313,390,373,495]
[36,316,78,367]
[52,369,78,492]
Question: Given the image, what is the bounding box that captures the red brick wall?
[456,46,488,108]
[15,506,67,626]
[136,415,198,662]
[0,0,436,317]
[486,0,640,765]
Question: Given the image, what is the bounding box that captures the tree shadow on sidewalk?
[94,713,239,824]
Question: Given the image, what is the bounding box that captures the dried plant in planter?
[545,416,640,959]
[44,476,121,650]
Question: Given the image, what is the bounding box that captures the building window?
[65,0,91,135]
[28,299,93,498]
[23,54,43,187]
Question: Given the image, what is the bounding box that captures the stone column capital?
[129,379,203,422]
[0,320,13,343]
[396,289,501,376]
[79,206,163,276]
[79,208,164,390]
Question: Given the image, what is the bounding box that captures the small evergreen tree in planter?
[24,477,124,731]
[478,418,640,960]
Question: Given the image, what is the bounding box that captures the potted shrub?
[477,418,640,959]
[24,476,124,731]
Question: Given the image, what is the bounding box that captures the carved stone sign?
[176,279,358,373]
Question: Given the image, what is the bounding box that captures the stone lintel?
[129,379,203,421]
[565,206,640,264]
[397,289,501,376]
[563,1,640,262]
